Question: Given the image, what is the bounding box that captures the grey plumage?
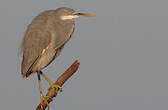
[20,7,95,110]
[21,7,75,78]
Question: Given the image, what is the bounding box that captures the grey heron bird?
[20,7,95,109]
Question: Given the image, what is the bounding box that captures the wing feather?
[21,29,51,77]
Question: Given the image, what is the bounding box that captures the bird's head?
[55,7,95,20]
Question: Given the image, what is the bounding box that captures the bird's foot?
[48,84,63,94]
[40,93,52,110]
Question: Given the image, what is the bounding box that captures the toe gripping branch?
[36,60,80,110]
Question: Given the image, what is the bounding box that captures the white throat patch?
[61,15,79,20]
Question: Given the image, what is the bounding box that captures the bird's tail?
[25,72,35,79]
[22,71,35,79]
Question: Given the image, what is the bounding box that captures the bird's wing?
[21,29,51,77]
[53,24,75,50]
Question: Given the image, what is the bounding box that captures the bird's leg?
[40,71,63,95]
[37,72,52,110]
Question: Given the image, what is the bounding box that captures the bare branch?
[36,60,80,110]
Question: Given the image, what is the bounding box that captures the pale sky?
[0,0,168,110]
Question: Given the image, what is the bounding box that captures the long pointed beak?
[74,13,96,17]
